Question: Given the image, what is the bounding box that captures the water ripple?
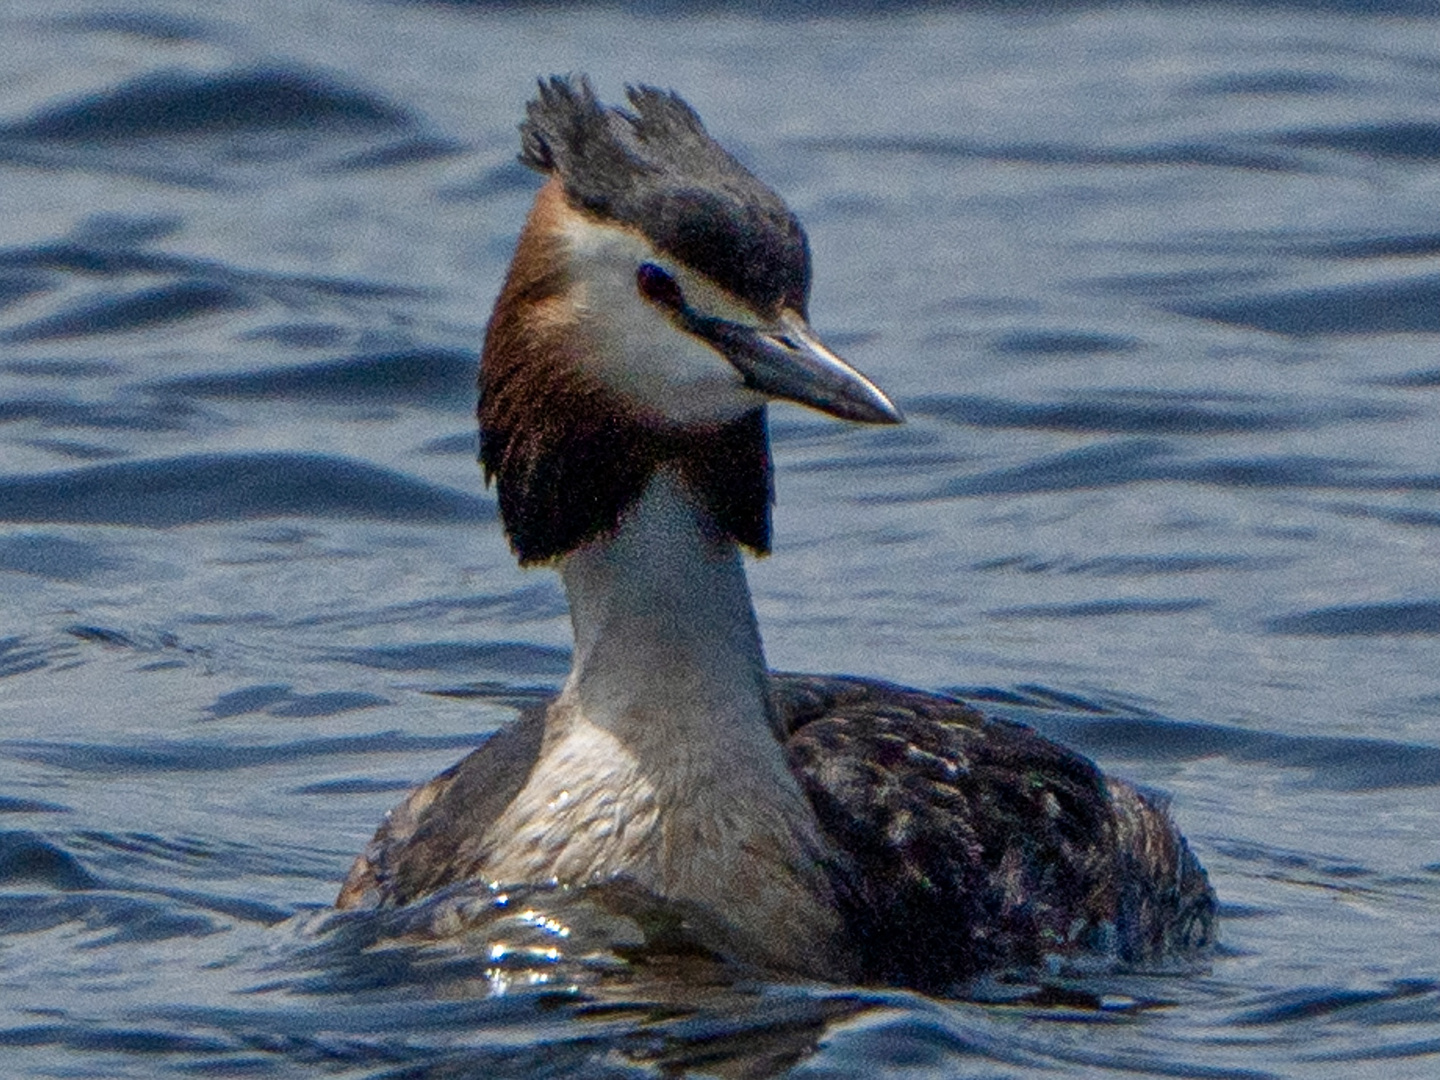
[0,796,69,814]
[54,10,216,43]
[1275,122,1440,161]
[972,553,1288,577]
[1190,71,1351,97]
[0,731,487,774]
[0,1023,233,1055]
[2,281,251,342]
[0,453,491,526]
[0,66,430,188]
[0,636,63,679]
[803,133,1305,174]
[0,831,100,890]
[1267,600,1440,636]
[911,393,1398,435]
[0,394,206,431]
[321,641,571,676]
[0,534,126,582]
[895,439,1439,500]
[4,66,411,141]
[1232,980,1439,1026]
[148,348,477,410]
[1170,275,1440,335]
[1004,712,1440,792]
[989,330,1140,356]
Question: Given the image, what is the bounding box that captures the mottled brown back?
[773,673,1214,990]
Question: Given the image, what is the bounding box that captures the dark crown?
[519,75,810,314]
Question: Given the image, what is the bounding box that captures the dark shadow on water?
[273,585,568,632]
[1188,70,1352,97]
[883,438,1440,501]
[0,534,126,582]
[321,641,571,676]
[1169,274,1440,335]
[2,358,124,379]
[979,702,1440,792]
[53,10,218,44]
[0,67,445,188]
[0,834,290,934]
[0,271,52,310]
[0,453,492,526]
[0,394,206,432]
[1321,232,1440,260]
[0,218,425,350]
[0,731,488,774]
[1,282,252,342]
[1275,122,1440,161]
[0,637,54,679]
[419,431,479,456]
[1371,367,1440,388]
[0,795,70,814]
[265,692,392,719]
[986,599,1211,619]
[148,349,478,410]
[1089,267,1276,298]
[909,392,1402,436]
[410,0,1440,13]
[291,777,417,795]
[0,235,421,297]
[1267,600,1440,636]
[437,160,541,202]
[925,440,1179,497]
[323,135,470,173]
[1322,501,1440,529]
[971,552,1290,577]
[237,322,349,349]
[0,831,101,890]
[202,683,300,720]
[1228,979,1440,1026]
[1,67,411,142]
[989,330,1141,356]
[18,439,127,463]
[802,132,1305,174]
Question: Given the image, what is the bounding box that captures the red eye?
[636,262,685,311]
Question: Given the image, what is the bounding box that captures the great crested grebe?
[337,76,1214,989]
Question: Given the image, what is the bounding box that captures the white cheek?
[562,220,762,425]
[589,285,760,424]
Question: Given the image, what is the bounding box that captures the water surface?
[1,1,1438,1076]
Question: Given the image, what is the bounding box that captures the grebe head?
[479,75,900,565]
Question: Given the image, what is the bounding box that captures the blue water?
[1,1,1439,1076]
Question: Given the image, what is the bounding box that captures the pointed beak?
[687,309,903,425]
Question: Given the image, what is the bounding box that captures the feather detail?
[516,74,809,313]
[338,673,1215,988]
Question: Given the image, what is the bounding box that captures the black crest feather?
[519,74,810,313]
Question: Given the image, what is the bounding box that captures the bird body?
[337,76,1214,989]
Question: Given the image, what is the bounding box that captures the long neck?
[485,467,845,976]
[557,468,780,751]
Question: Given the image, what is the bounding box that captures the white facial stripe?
[667,262,765,329]
[556,211,766,424]
[559,209,766,327]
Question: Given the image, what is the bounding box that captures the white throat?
[560,468,777,746]
[478,469,845,976]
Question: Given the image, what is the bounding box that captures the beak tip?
[850,389,904,426]
[713,311,904,427]
[876,400,905,426]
